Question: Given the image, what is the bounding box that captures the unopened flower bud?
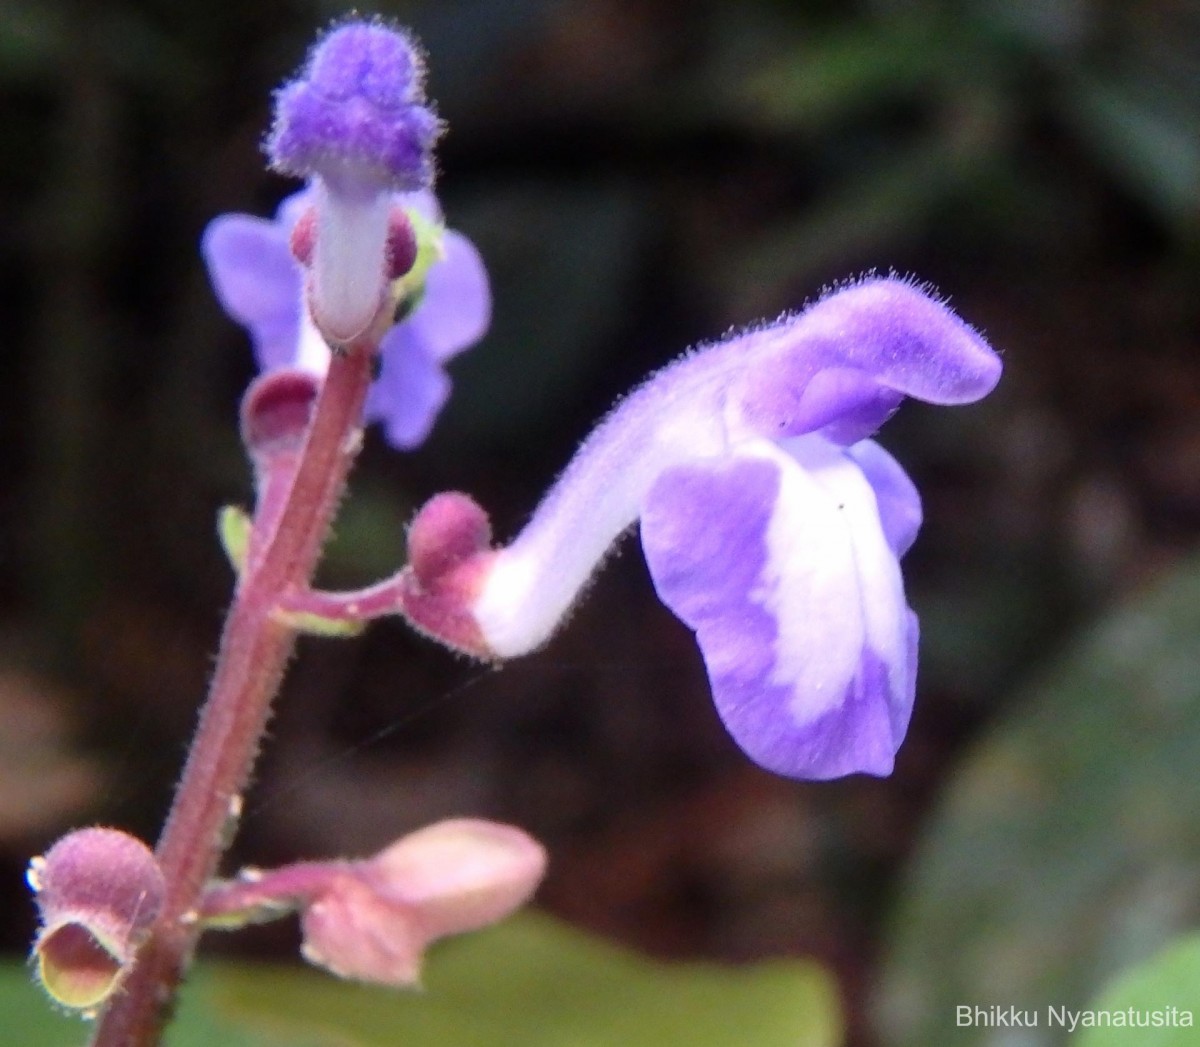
[288,205,317,267]
[236,368,325,576]
[28,827,165,1011]
[385,206,419,281]
[399,493,495,657]
[302,819,545,987]
[202,818,545,988]
[267,20,440,346]
[365,818,547,940]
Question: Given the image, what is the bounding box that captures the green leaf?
[196,912,838,1046]
[2,913,839,1046]
[0,960,86,1047]
[271,608,366,639]
[726,111,1002,315]
[874,552,1200,1046]
[391,207,445,320]
[1060,74,1200,234]
[1072,933,1200,1046]
[0,1,63,83]
[741,18,954,130]
[316,476,411,585]
[217,505,251,576]
[0,958,268,1047]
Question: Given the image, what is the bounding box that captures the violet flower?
[202,188,490,449]
[398,278,1002,780]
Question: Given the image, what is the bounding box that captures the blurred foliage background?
[1,0,1199,1043]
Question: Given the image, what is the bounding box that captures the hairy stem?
[90,346,374,1047]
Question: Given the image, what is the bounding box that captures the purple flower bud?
[267,22,438,190]
[28,827,165,1011]
[265,21,442,345]
[398,493,495,656]
[397,277,1003,780]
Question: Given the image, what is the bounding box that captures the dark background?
[2,1,1198,1043]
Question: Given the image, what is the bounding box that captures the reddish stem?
[277,574,407,621]
[200,861,343,923]
[90,346,374,1047]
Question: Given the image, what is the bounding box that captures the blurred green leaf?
[217,505,251,577]
[726,102,1004,316]
[1060,75,1200,234]
[741,18,960,130]
[0,1,64,81]
[1072,932,1200,1046]
[0,958,84,1047]
[874,552,1200,1047]
[317,475,412,585]
[200,911,840,1047]
[0,1,202,90]
[2,911,840,1046]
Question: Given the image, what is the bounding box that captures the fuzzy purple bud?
[265,20,442,345]
[28,828,165,1011]
[267,22,438,190]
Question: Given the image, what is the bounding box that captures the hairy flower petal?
[267,22,438,190]
[641,438,915,778]
[364,326,451,449]
[735,278,1001,441]
[844,439,923,557]
[399,276,999,780]
[407,230,491,362]
[201,216,301,371]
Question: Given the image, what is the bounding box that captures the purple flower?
[202,189,490,449]
[398,278,1002,780]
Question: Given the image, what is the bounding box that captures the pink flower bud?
[238,368,324,573]
[28,827,165,1011]
[398,493,496,657]
[366,818,547,939]
[302,819,545,987]
[199,819,545,988]
[300,873,424,986]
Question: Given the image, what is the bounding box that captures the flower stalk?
[90,342,376,1047]
[26,19,518,1045]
